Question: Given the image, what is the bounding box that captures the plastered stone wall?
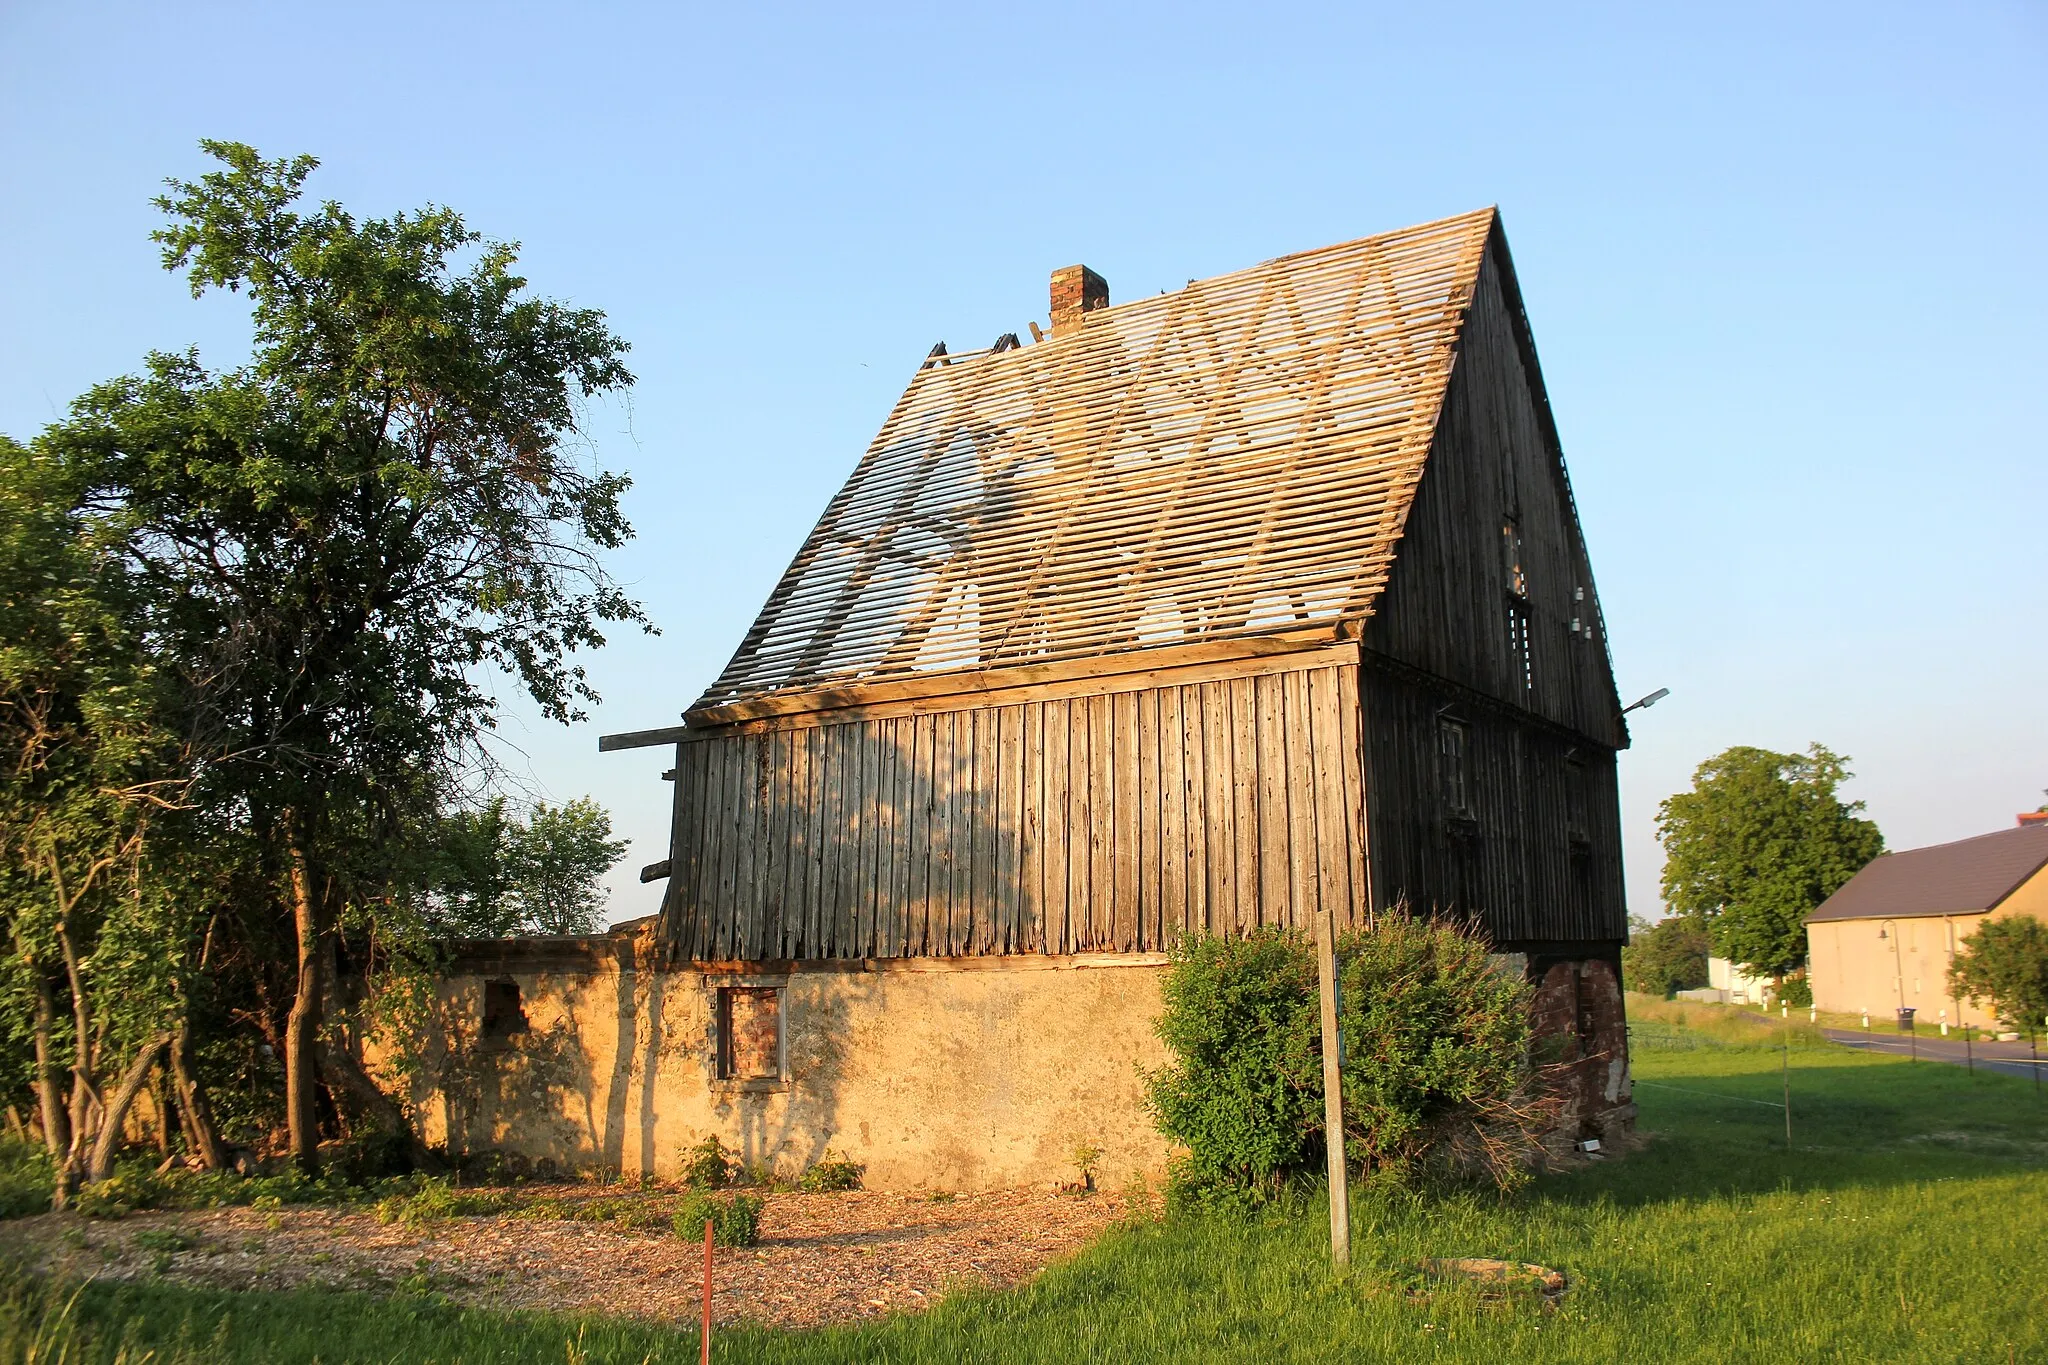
[380,939,1174,1191]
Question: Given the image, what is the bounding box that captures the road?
[1823,1027,2048,1082]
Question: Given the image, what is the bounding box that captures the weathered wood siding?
[1364,233,1624,749]
[1359,660,1627,946]
[660,664,1367,961]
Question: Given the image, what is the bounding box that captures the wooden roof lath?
[693,209,1498,717]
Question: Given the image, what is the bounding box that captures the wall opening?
[716,986,783,1082]
[482,979,528,1046]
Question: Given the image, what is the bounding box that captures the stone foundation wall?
[378,936,1174,1191]
[380,934,1631,1188]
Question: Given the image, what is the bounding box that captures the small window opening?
[482,979,528,1043]
[1501,519,1527,599]
[1565,756,1589,844]
[1438,719,1472,819]
[717,986,782,1082]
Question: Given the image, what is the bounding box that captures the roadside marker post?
[701,1217,714,1365]
[1314,908,1350,1270]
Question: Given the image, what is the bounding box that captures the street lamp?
[1622,687,1670,716]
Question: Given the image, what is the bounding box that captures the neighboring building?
[1805,821,2048,1030]
[1691,956,1774,1006]
[399,209,1637,1187]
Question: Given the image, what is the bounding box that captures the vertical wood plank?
[1022,701,1047,953]
[1112,690,1140,952]
[872,718,898,958]
[1256,673,1292,928]
[973,706,1000,954]
[1306,668,1349,926]
[1282,669,1317,930]
[1043,698,1072,954]
[996,705,1023,953]
[1136,687,1159,952]
[1338,663,1370,926]
[1202,680,1235,938]
[1158,685,1188,942]
[1230,677,1261,933]
[909,713,933,956]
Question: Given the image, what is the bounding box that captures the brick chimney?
[1050,265,1108,338]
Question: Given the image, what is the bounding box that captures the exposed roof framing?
[695,209,1497,713]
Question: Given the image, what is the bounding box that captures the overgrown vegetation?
[672,1191,764,1247]
[1147,912,1556,1209]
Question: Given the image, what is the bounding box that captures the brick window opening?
[482,979,528,1043]
[717,986,782,1082]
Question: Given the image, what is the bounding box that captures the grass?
[4,994,2044,1364]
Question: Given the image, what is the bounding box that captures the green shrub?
[73,1171,167,1220]
[1146,929,1323,1211]
[672,1190,762,1247]
[374,1179,516,1228]
[1776,974,1813,1007]
[0,1142,52,1219]
[799,1153,864,1193]
[681,1135,734,1189]
[1147,911,1557,1210]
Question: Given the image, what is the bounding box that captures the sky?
[2,1,2043,927]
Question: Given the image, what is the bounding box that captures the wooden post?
[1314,908,1350,1269]
[701,1217,714,1365]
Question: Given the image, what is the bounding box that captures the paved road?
[1823,1027,2048,1083]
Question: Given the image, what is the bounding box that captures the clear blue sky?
[4,1,2043,926]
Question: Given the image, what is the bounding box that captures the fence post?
[1314,908,1350,1270]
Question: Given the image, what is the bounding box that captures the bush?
[799,1153,864,1193]
[1147,912,1557,1209]
[681,1135,734,1189]
[1145,929,1322,1210]
[672,1190,762,1246]
[1949,916,2048,1031]
[1775,974,1813,1008]
[0,1142,51,1219]
[1621,914,1711,997]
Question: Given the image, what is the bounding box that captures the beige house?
[1805,822,2048,1030]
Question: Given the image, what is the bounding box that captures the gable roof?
[692,208,1500,714]
[1805,824,2048,923]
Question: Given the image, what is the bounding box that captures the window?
[482,979,528,1046]
[716,986,783,1083]
[1565,756,1589,844]
[1503,519,1533,693]
[1438,718,1472,819]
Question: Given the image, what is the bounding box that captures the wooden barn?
[405,208,1636,1188]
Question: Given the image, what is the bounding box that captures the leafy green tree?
[1622,914,1711,997]
[0,435,199,1199]
[38,141,645,1170]
[508,799,627,936]
[1948,917,2048,1032]
[419,796,625,937]
[1656,745,1884,978]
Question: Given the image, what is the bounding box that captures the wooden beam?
[599,726,689,753]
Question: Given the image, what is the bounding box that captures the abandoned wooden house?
[403,207,1637,1188]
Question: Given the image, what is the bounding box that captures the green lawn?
[8,997,2045,1364]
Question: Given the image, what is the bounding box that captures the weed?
[798,1153,864,1193]
[672,1191,762,1247]
[680,1136,733,1189]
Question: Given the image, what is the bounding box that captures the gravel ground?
[4,1185,1130,1329]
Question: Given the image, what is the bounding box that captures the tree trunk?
[169,1018,228,1171]
[31,968,69,1160]
[318,1038,445,1174]
[284,827,328,1174]
[87,1035,169,1183]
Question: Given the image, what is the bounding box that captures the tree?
[39,141,645,1170]
[508,799,627,935]
[1948,917,2048,1032]
[1621,914,1711,997]
[1655,744,1883,978]
[419,796,626,937]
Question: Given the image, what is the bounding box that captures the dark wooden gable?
[1363,225,1625,751]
